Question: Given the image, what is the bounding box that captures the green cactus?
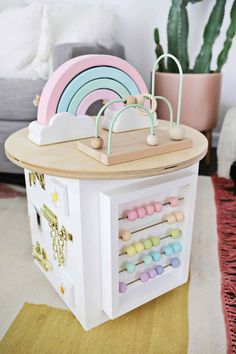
[193,0,226,73]
[217,0,236,72]
[167,0,189,73]
[154,28,165,72]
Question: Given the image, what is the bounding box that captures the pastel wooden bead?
[142,254,153,265]
[125,95,137,105]
[125,245,136,257]
[148,268,157,279]
[127,209,138,221]
[169,124,185,141]
[170,257,181,268]
[145,204,155,216]
[172,242,182,253]
[146,134,159,146]
[125,262,136,273]
[163,245,173,256]
[135,94,145,105]
[166,214,177,224]
[153,202,163,212]
[136,207,146,218]
[142,239,153,250]
[150,236,160,247]
[90,137,104,149]
[150,251,161,262]
[170,229,181,239]
[119,281,127,293]
[155,265,164,275]
[169,197,179,207]
[119,229,132,241]
[134,242,144,253]
[140,272,149,282]
[174,211,184,221]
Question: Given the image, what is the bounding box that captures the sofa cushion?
[0,78,45,122]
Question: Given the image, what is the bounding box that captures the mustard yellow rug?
[0,283,188,354]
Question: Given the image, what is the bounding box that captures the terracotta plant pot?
[154,72,222,131]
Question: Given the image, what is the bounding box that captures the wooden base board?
[77,127,193,166]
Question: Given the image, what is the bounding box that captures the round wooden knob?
[147,134,159,146]
[169,125,185,141]
[90,137,104,149]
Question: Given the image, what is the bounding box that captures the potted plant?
[154,0,236,138]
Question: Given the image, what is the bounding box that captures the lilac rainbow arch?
[76,89,121,115]
[37,55,148,125]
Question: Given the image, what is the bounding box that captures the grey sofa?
[0,42,124,174]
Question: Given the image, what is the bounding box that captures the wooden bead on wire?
[90,137,104,149]
[174,211,184,221]
[119,229,132,241]
[147,134,159,146]
[166,213,177,224]
[125,96,137,105]
[135,94,145,105]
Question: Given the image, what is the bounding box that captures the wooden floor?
[0,148,217,187]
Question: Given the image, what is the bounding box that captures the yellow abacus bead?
[125,246,136,257]
[166,214,177,224]
[150,236,160,247]
[134,242,144,253]
[175,211,184,221]
[119,230,132,241]
[143,239,153,250]
[170,229,181,239]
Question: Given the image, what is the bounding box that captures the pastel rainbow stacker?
[5,54,207,330]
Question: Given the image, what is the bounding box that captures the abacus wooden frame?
[100,167,198,319]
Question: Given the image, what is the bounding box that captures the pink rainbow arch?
[37,55,148,125]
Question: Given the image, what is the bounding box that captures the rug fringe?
[212,175,236,354]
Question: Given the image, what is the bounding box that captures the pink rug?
[0,183,25,199]
[212,176,236,354]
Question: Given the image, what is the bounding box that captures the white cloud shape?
[28,112,94,145]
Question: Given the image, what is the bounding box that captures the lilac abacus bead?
[148,268,157,279]
[140,272,149,282]
[127,209,138,222]
[155,265,164,275]
[153,202,163,212]
[145,204,155,216]
[119,281,127,293]
[169,197,179,207]
[170,257,181,268]
[136,207,146,218]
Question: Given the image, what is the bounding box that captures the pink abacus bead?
[175,211,184,221]
[166,213,177,224]
[169,197,179,207]
[153,202,163,213]
[127,209,138,222]
[136,207,146,218]
[145,204,155,216]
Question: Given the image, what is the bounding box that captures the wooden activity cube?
[24,163,197,330]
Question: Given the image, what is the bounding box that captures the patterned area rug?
[0,183,25,198]
[212,176,236,354]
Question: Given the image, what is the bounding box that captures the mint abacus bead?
[119,281,127,293]
[148,268,157,279]
[145,204,155,216]
[172,242,182,253]
[163,245,173,256]
[150,236,160,247]
[175,211,184,221]
[127,210,138,222]
[125,262,136,273]
[170,257,181,268]
[134,242,144,253]
[140,272,149,282]
[150,251,161,262]
[169,197,179,207]
[142,254,153,265]
[136,207,146,218]
[119,230,132,241]
[155,265,164,275]
[143,239,153,250]
[125,246,136,257]
[153,202,163,212]
[170,229,181,239]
